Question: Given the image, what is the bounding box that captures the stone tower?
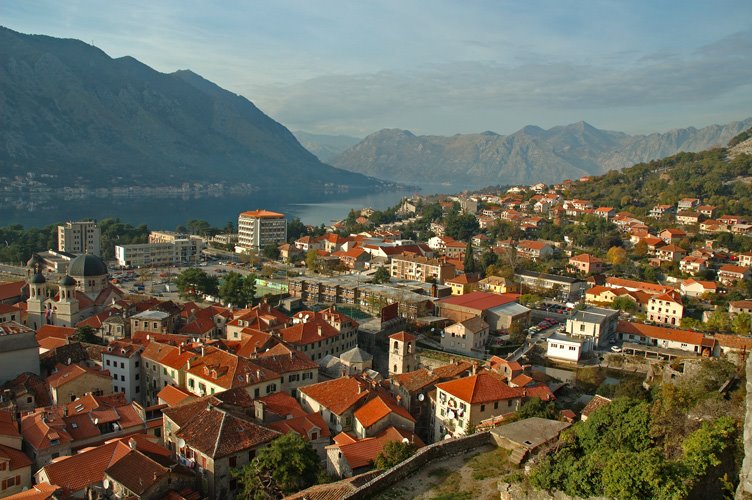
[388,331,417,376]
[55,275,79,327]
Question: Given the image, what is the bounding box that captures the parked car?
[610,346,622,353]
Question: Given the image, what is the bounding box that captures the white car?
[610,346,622,353]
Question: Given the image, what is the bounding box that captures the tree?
[444,213,479,241]
[606,246,627,266]
[262,244,281,261]
[705,310,732,333]
[373,440,416,470]
[234,433,321,499]
[218,272,255,307]
[175,268,218,298]
[517,397,558,420]
[287,218,307,242]
[611,296,638,312]
[463,240,476,274]
[372,266,391,284]
[74,325,100,344]
[732,313,751,336]
[305,250,319,271]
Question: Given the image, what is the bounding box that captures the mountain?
[293,131,361,163]
[0,27,378,190]
[330,119,752,185]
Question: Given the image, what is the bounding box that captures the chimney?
[187,359,191,370]
[245,373,251,384]
[317,326,323,337]
[178,344,182,355]
[256,369,262,380]
[357,384,362,394]
[471,361,478,375]
[201,346,205,357]
[253,400,264,422]
[129,437,137,450]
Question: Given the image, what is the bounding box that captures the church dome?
[29,273,46,284]
[59,275,76,287]
[68,254,108,277]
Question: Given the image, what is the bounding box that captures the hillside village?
[0,133,750,499]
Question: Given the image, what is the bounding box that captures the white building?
[115,238,204,268]
[236,210,287,252]
[546,334,590,362]
[102,342,143,403]
[58,221,101,256]
[565,306,619,348]
[0,322,39,384]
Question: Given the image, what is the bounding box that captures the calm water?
[0,182,481,230]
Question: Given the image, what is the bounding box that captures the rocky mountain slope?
[0,27,378,191]
[293,131,361,163]
[330,119,752,185]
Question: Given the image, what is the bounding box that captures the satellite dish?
[443,434,452,440]
[402,438,410,444]
[177,438,186,449]
[417,393,425,402]
[335,423,343,433]
[103,479,110,489]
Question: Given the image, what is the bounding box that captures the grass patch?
[468,447,514,480]
[428,467,450,478]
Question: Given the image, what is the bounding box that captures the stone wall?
[342,431,493,499]
[736,353,752,499]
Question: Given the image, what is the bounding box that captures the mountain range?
[325,119,752,185]
[0,27,377,191]
[293,131,361,163]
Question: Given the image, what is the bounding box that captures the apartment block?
[236,210,287,252]
[57,221,101,256]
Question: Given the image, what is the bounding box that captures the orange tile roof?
[298,377,371,416]
[569,253,603,264]
[157,385,194,407]
[605,277,672,295]
[186,346,280,390]
[37,337,69,351]
[240,210,284,218]
[582,395,611,417]
[510,374,534,387]
[2,482,60,500]
[353,394,414,429]
[175,405,280,459]
[257,392,307,418]
[713,334,752,350]
[0,280,25,302]
[46,363,110,389]
[0,443,31,470]
[267,412,331,441]
[436,372,523,405]
[35,325,76,341]
[617,321,706,345]
[389,331,416,342]
[438,291,519,311]
[0,410,20,439]
[333,427,424,470]
[104,449,170,495]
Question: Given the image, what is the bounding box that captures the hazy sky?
[4,1,752,137]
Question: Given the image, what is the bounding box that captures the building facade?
[236,210,287,252]
[57,221,101,256]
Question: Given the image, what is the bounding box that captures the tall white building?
[57,221,101,256]
[102,342,143,403]
[236,210,287,252]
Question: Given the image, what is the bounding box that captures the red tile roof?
[157,385,194,407]
[438,291,519,311]
[46,363,110,389]
[175,405,280,459]
[0,280,25,302]
[353,394,414,428]
[298,377,371,416]
[436,372,523,404]
[35,325,76,341]
[2,482,60,500]
[257,392,307,419]
[266,412,331,442]
[0,443,32,470]
[389,331,416,343]
[240,210,284,218]
[332,427,424,470]
[104,449,170,495]
[617,321,706,346]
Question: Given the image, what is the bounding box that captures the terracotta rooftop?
[257,392,307,419]
[240,210,284,218]
[298,377,371,416]
[438,291,519,311]
[389,331,416,343]
[157,385,194,407]
[46,363,110,390]
[436,372,523,405]
[104,449,170,495]
[581,395,612,418]
[354,394,414,429]
[175,404,280,459]
[267,412,331,442]
[617,321,706,346]
[331,426,424,470]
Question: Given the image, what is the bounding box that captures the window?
[494,402,499,410]
[120,362,124,369]
[113,374,118,380]
[229,456,237,468]
[121,375,125,382]
[480,404,485,412]
[106,360,111,366]
[188,379,194,388]
[135,361,140,368]
[163,367,168,375]
[136,386,140,393]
